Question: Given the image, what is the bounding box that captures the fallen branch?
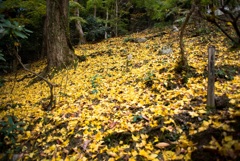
[14,47,57,111]
[17,74,35,82]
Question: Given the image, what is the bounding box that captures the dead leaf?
[12,153,24,161]
[109,121,118,129]
[82,140,91,151]
[155,142,170,149]
[142,115,150,121]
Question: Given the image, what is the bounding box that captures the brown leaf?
[82,140,91,151]
[109,121,118,129]
[142,115,150,121]
[155,142,170,149]
[12,153,23,161]
[63,148,69,154]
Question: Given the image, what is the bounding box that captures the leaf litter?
[0,27,240,160]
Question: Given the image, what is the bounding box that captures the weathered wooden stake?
[207,46,215,108]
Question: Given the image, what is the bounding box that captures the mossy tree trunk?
[45,0,76,70]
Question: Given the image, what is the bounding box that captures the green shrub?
[0,115,24,151]
[83,16,107,42]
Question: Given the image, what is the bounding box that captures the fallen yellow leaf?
[107,151,117,157]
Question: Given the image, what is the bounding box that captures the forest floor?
[0,26,240,161]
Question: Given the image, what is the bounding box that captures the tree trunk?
[105,8,109,39]
[115,0,118,37]
[94,4,97,18]
[74,0,86,44]
[179,3,195,69]
[46,0,76,69]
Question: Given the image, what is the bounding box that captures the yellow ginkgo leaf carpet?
[0,27,240,161]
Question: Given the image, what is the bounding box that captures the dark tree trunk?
[46,0,76,69]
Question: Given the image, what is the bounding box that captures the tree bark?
[46,0,76,70]
[94,4,97,18]
[115,0,118,37]
[179,2,196,69]
[219,6,240,44]
[105,8,109,39]
[74,0,86,44]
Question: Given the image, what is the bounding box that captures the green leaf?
[69,17,87,23]
[6,128,12,134]
[0,121,7,126]
[18,127,24,131]
[69,1,85,11]
[0,28,5,34]
[92,89,98,94]
[0,53,6,62]
[10,137,16,144]
[0,57,5,61]
[133,115,143,123]
[2,20,12,28]
[24,28,33,33]
[2,29,9,36]
[12,21,19,26]
[14,30,27,39]
[7,116,14,126]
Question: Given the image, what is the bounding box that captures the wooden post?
[207,46,215,108]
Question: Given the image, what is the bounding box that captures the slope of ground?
[0,27,240,161]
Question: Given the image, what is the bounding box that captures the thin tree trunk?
[115,0,118,37]
[94,4,97,18]
[74,0,86,44]
[219,7,240,43]
[212,20,236,43]
[232,21,240,43]
[179,3,195,68]
[46,0,76,70]
[105,8,109,39]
